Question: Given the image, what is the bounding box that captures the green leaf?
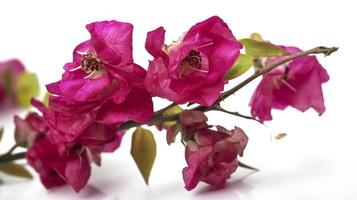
[0,127,3,143]
[43,92,50,107]
[0,162,33,179]
[15,73,40,108]
[239,38,287,57]
[162,105,183,117]
[250,32,263,41]
[161,105,183,128]
[225,54,254,80]
[130,127,156,185]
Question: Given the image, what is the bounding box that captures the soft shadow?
[196,171,256,194]
[46,184,109,199]
[194,171,256,200]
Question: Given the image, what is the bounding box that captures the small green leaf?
[239,38,287,57]
[131,127,156,185]
[250,32,263,41]
[162,105,183,117]
[0,127,4,142]
[43,92,50,107]
[0,162,33,179]
[225,54,254,80]
[161,105,183,128]
[16,73,40,108]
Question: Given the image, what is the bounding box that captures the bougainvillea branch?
[0,46,337,161]
[0,16,338,193]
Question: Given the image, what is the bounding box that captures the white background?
[0,0,355,199]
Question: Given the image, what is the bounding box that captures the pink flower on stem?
[46,20,153,125]
[145,16,242,106]
[0,59,25,107]
[183,126,248,190]
[250,46,329,122]
[179,110,248,190]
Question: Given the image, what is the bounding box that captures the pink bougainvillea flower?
[0,59,25,106]
[182,125,248,190]
[250,46,329,122]
[46,20,153,125]
[24,99,125,192]
[145,16,242,106]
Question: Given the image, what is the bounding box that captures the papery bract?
[145,16,242,106]
[250,46,329,121]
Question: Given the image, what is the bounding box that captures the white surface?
[0,0,356,199]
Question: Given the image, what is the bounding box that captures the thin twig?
[0,152,26,164]
[4,144,18,156]
[211,105,262,124]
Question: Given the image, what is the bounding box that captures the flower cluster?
[17,21,154,192]
[11,15,331,192]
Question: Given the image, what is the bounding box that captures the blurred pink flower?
[0,59,25,107]
[145,16,242,106]
[250,46,329,121]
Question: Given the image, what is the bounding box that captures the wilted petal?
[97,88,153,124]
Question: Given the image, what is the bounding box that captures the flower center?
[81,53,102,74]
[177,50,208,78]
[183,50,202,67]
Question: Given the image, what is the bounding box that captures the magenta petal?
[97,88,153,124]
[80,123,118,150]
[47,73,112,103]
[183,16,237,43]
[0,86,5,103]
[31,99,93,142]
[145,58,175,99]
[65,150,91,192]
[103,131,125,152]
[26,137,66,189]
[86,20,133,66]
[145,27,168,62]
[250,46,329,122]
[180,110,208,126]
[183,146,212,191]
